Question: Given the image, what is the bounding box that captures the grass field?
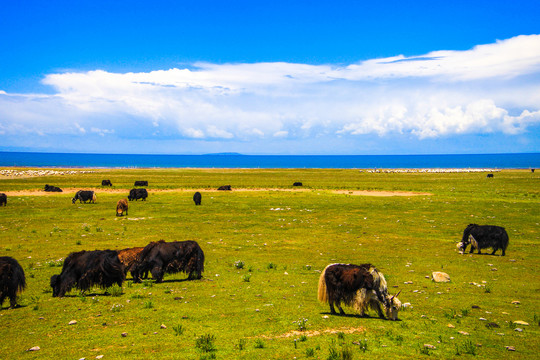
[0,168,538,359]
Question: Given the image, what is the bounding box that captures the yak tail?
[369,266,389,305]
[317,265,330,303]
[92,192,97,203]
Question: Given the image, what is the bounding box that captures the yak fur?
[459,224,509,256]
[0,257,26,308]
[131,240,204,283]
[50,250,124,297]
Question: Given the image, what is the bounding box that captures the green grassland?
[0,168,538,359]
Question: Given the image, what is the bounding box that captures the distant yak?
[217,185,231,191]
[50,250,124,297]
[0,256,26,308]
[116,199,128,216]
[131,240,204,283]
[0,193,6,206]
[193,191,202,205]
[72,190,96,204]
[487,173,494,178]
[102,180,113,186]
[458,224,509,256]
[128,188,148,201]
[134,181,148,187]
[44,184,63,192]
[293,182,303,186]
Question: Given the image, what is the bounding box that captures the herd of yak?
[0,178,511,323]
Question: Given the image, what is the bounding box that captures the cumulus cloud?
[1,34,540,153]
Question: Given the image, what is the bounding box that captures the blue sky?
[1,0,539,155]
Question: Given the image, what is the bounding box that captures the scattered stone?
[502,312,510,315]
[447,324,455,328]
[404,281,413,284]
[515,328,523,332]
[160,324,167,329]
[121,332,128,337]
[432,272,450,282]
[424,344,436,350]
[69,320,77,325]
[513,320,529,326]
[458,331,470,336]
[511,300,521,305]
[96,356,104,359]
[497,333,505,336]
[479,317,487,321]
[506,346,516,351]
[491,268,498,271]
[255,309,260,312]
[425,275,430,279]
[38,317,45,320]
[27,346,40,351]
[402,302,412,308]
[421,315,427,318]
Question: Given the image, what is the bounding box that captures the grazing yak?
[318,263,401,320]
[72,190,96,204]
[116,247,145,277]
[293,182,303,186]
[101,179,112,186]
[131,240,204,283]
[193,191,202,205]
[217,185,232,191]
[0,193,6,206]
[0,257,26,308]
[134,180,148,187]
[487,173,494,178]
[458,224,509,256]
[128,188,148,201]
[50,250,124,297]
[44,184,63,192]
[116,199,128,216]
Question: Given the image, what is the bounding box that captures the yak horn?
[391,290,402,300]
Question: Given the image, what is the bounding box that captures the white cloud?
[1,34,540,154]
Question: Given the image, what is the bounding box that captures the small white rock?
[69,320,77,325]
[27,346,40,351]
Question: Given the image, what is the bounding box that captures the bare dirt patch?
[331,190,432,197]
[260,326,366,339]
[2,188,432,197]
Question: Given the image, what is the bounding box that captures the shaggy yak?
[128,188,148,201]
[50,250,124,297]
[458,224,509,256]
[0,257,26,308]
[116,247,145,277]
[72,190,96,204]
[318,263,402,320]
[131,240,204,283]
[0,193,6,206]
[193,191,202,205]
[116,198,129,216]
[134,180,148,187]
[44,184,63,192]
[102,179,112,186]
[293,182,303,186]
[217,185,232,191]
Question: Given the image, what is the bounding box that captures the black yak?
[293,182,303,186]
[487,173,494,178]
[0,257,26,308]
[44,184,63,192]
[116,247,145,277]
[72,190,96,204]
[128,188,148,201]
[0,193,6,206]
[116,198,128,216]
[50,250,124,297]
[134,180,148,187]
[217,185,231,190]
[102,180,112,186]
[193,191,202,205]
[458,224,509,256]
[318,263,401,320]
[131,240,204,283]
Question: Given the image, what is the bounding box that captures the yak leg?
[335,301,346,315]
[329,301,338,315]
[151,266,164,283]
[501,248,506,256]
[9,295,17,308]
[374,301,386,319]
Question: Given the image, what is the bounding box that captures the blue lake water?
[0,152,538,169]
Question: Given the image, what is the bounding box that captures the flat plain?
[0,168,538,359]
